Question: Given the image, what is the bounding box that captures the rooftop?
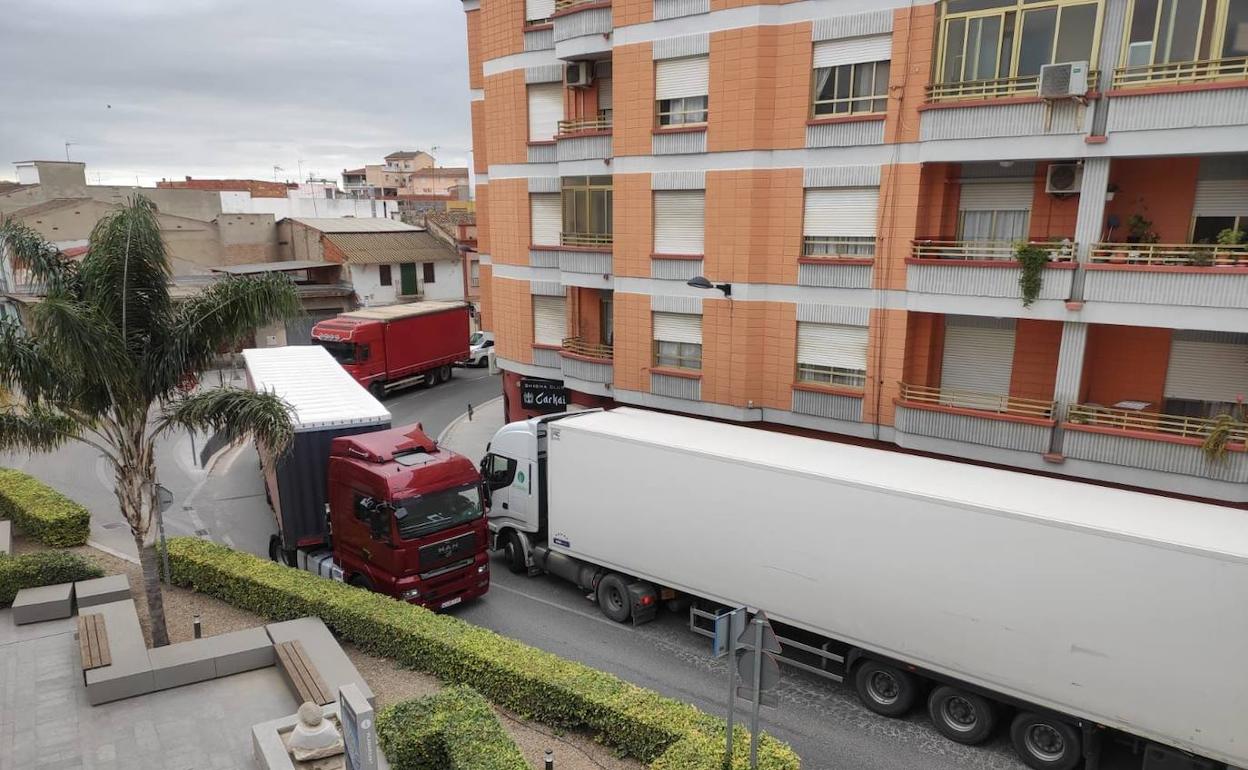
[384,150,431,160]
[285,217,417,233]
[7,197,94,219]
[323,230,459,264]
[208,260,336,275]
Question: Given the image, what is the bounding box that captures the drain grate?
[101,522,124,530]
[194,528,210,537]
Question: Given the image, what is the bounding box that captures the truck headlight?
[477,564,488,574]
[400,588,421,601]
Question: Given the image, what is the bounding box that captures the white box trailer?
[483,407,1248,770]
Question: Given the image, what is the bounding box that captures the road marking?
[486,580,636,632]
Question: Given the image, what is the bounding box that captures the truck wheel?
[596,573,632,623]
[438,365,453,383]
[268,534,282,563]
[349,574,374,591]
[853,660,919,717]
[1010,712,1081,770]
[927,686,998,745]
[369,381,386,400]
[503,532,527,574]
[424,368,441,388]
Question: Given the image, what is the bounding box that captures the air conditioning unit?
[565,61,593,88]
[1039,61,1089,99]
[1046,163,1083,194]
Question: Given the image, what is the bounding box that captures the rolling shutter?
[528,84,563,142]
[1164,337,1248,402]
[940,317,1016,396]
[958,180,1034,211]
[526,0,554,22]
[803,188,879,237]
[797,323,867,371]
[655,56,709,100]
[530,194,561,247]
[533,295,566,346]
[1193,179,1248,217]
[597,78,613,112]
[653,312,702,344]
[653,191,705,255]
[813,35,892,68]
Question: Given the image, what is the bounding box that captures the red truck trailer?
[243,346,489,610]
[311,301,470,398]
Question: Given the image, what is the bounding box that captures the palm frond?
[0,218,80,297]
[30,297,137,412]
[158,387,294,457]
[0,317,64,404]
[0,405,84,454]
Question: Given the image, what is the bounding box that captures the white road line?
[486,580,635,632]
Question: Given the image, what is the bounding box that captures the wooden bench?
[274,639,333,706]
[77,613,111,671]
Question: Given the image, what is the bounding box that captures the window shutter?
[812,35,892,68]
[528,84,563,142]
[958,180,1034,211]
[655,56,709,100]
[532,296,566,346]
[803,188,879,237]
[653,191,705,255]
[530,194,561,246]
[526,0,554,22]
[797,323,867,371]
[652,312,702,344]
[940,317,1016,396]
[1193,179,1248,217]
[597,78,613,111]
[1164,338,1248,402]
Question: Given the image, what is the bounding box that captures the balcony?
[560,337,613,387]
[797,236,874,289]
[1111,57,1248,89]
[894,383,1056,454]
[560,232,612,249]
[1065,404,1248,484]
[906,241,1076,302]
[1085,243,1248,310]
[552,0,611,60]
[556,116,613,162]
[558,116,612,135]
[926,71,1098,103]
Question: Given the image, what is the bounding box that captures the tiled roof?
[286,217,418,233]
[8,197,95,219]
[156,178,293,198]
[323,231,458,264]
[0,182,30,196]
[425,208,475,228]
[413,167,470,178]
[384,151,430,160]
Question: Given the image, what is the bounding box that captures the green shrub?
[0,468,91,547]
[0,550,104,605]
[167,537,800,770]
[378,685,527,770]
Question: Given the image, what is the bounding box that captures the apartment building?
[458,0,1248,504]
[342,151,471,199]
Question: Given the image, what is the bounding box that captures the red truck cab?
[327,424,489,609]
[312,315,385,387]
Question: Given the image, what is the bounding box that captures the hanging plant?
[1015,242,1049,307]
[1201,398,1246,462]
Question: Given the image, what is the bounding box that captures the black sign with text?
[520,378,569,413]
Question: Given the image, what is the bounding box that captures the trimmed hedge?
[0,468,91,547]
[167,537,801,770]
[378,685,527,770]
[0,550,104,605]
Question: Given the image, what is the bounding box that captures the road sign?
[734,648,782,693]
[712,607,746,658]
[735,611,781,653]
[156,484,173,513]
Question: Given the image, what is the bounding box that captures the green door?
[399,263,418,296]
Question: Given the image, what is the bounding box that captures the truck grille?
[419,532,477,572]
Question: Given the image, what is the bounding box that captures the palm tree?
[0,196,301,646]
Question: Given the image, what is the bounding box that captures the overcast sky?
[0,0,472,186]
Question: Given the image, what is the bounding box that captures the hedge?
[0,468,92,547]
[0,551,104,606]
[166,537,801,770]
[378,685,527,770]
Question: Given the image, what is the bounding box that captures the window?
[811,35,893,116]
[655,56,709,126]
[1163,332,1248,418]
[600,292,614,346]
[533,295,567,346]
[653,191,705,255]
[422,262,436,284]
[470,260,480,288]
[379,264,392,286]
[652,312,702,370]
[530,193,561,246]
[1121,0,1248,82]
[395,484,482,540]
[1191,176,1248,241]
[936,0,1101,91]
[956,179,1035,242]
[1193,215,1246,242]
[485,454,518,490]
[796,323,868,388]
[525,0,553,25]
[561,176,613,247]
[527,83,563,142]
[353,495,378,523]
[803,187,879,257]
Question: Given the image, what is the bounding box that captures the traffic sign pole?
[749,618,763,770]
[725,612,736,769]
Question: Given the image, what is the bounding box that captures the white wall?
[350,263,399,307]
[422,260,464,301]
[219,192,399,219]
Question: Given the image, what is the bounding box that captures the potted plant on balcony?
[1216,227,1245,264]
[1125,213,1159,263]
[1201,397,1247,461]
[1015,242,1048,307]
[1189,241,1216,267]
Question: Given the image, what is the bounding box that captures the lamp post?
[686,275,732,297]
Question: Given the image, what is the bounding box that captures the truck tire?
[438,365,453,383]
[927,686,998,745]
[369,381,386,400]
[268,534,282,563]
[1010,712,1081,770]
[349,574,374,591]
[596,573,632,623]
[503,532,527,574]
[853,660,919,717]
[424,368,441,388]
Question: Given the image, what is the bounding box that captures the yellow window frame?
[1119,0,1241,70]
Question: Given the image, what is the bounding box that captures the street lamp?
[686,275,732,297]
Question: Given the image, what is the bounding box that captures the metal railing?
[1089,243,1248,267]
[560,232,613,248]
[558,116,613,135]
[802,236,876,259]
[554,0,606,10]
[912,240,1076,262]
[561,336,613,360]
[927,71,1098,102]
[900,382,1055,419]
[1068,404,1248,444]
[1112,56,1248,89]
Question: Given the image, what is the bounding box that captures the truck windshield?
[317,340,358,364]
[395,484,482,540]
[469,331,484,346]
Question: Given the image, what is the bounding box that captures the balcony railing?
[927,71,1098,102]
[1112,56,1248,89]
[562,336,613,360]
[900,382,1055,420]
[558,116,613,135]
[912,240,1076,262]
[561,232,613,248]
[1089,243,1248,267]
[1068,404,1248,444]
[802,236,876,259]
[555,0,605,10]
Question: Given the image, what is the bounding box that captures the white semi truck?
[481,407,1248,770]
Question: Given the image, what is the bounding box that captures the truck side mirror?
[368,506,391,542]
